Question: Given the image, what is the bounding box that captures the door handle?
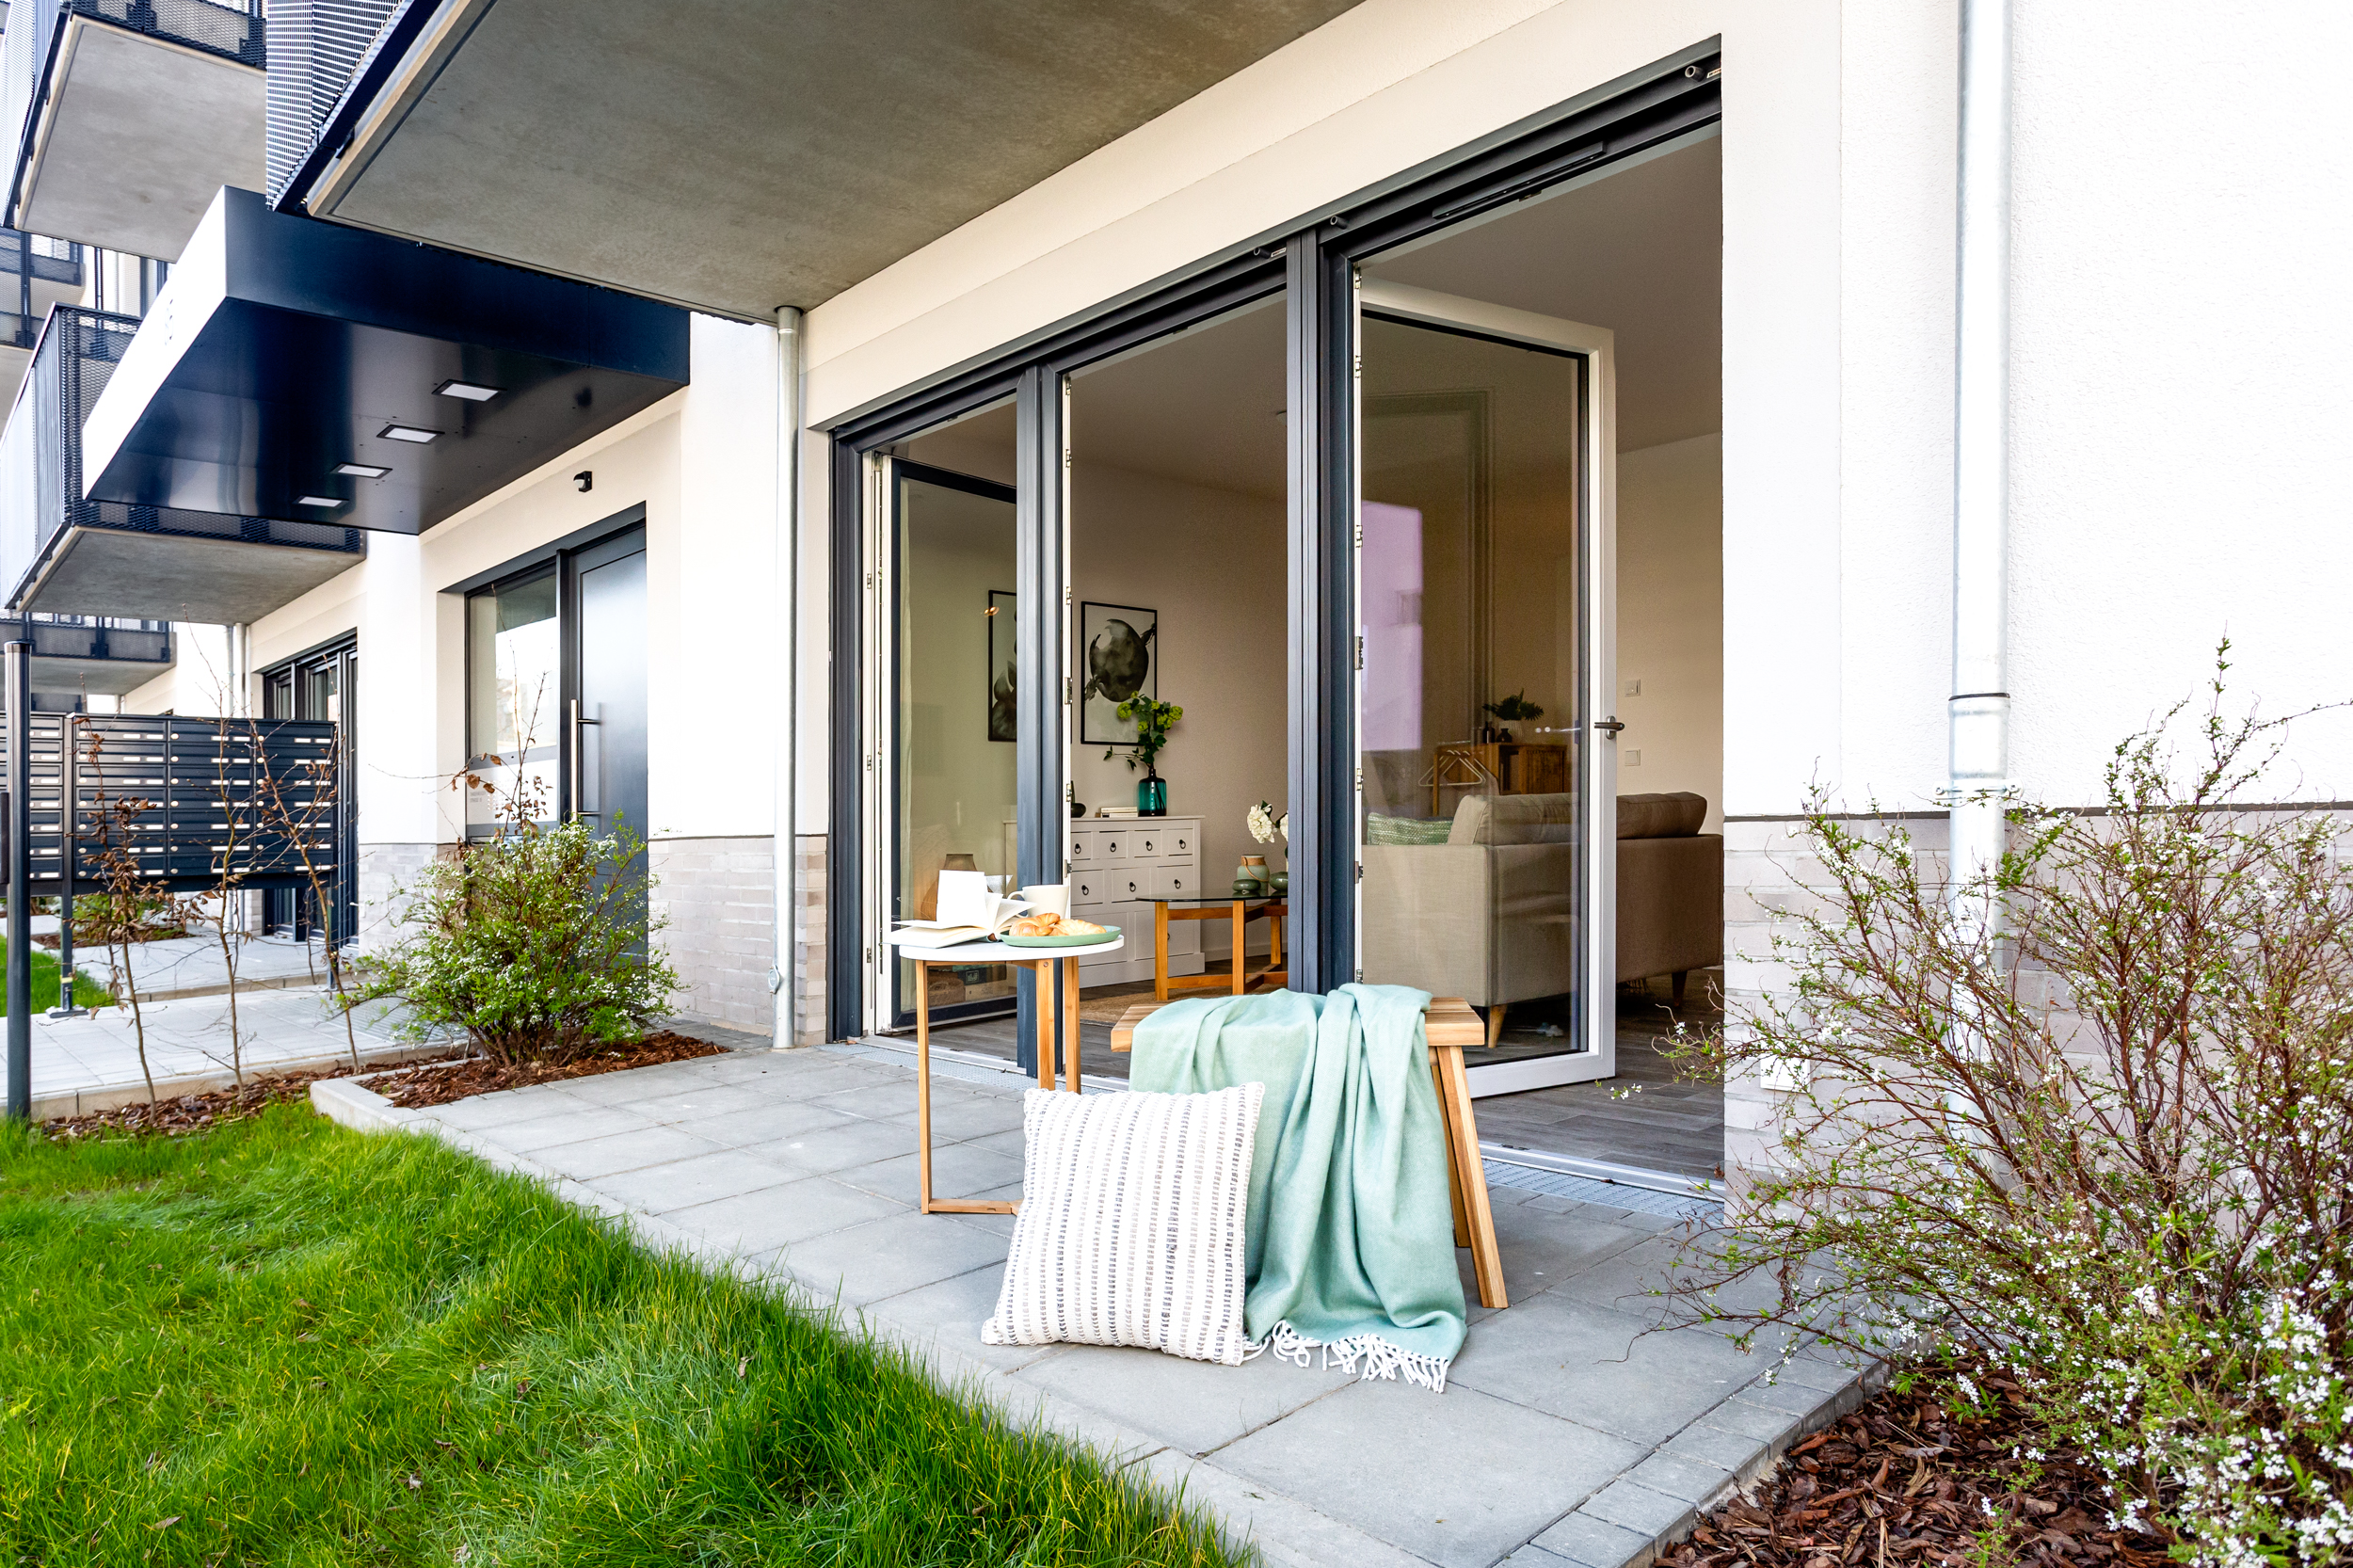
[1593,718,1625,734]
[568,698,600,821]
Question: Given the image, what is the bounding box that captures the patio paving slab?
[311,1038,1867,1567]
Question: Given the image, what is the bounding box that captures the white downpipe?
[774,307,804,1046]
[1948,0,2011,935]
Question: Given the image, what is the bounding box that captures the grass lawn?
[0,936,111,1011]
[0,1107,1239,1566]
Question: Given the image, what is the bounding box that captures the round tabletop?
[887,932,1126,962]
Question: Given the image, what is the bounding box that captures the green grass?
[0,936,111,1010]
[0,1108,1240,1566]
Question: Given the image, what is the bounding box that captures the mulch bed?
[40,1031,731,1138]
[35,925,186,949]
[363,1031,727,1109]
[1663,1367,2176,1568]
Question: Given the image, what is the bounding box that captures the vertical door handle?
[568,698,600,822]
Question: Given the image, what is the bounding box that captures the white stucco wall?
[790,0,2353,832]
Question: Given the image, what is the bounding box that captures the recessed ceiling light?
[379,423,440,443]
[435,378,500,401]
[334,461,391,479]
[296,495,345,509]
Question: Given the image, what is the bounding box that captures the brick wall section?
[650,836,776,1036]
[355,842,436,952]
[792,834,827,1046]
[1720,813,1951,1204]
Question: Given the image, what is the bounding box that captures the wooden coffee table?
[1151,894,1287,1001]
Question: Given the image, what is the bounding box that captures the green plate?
[1001,925,1121,948]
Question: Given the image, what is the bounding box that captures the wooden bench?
[1112,995,1508,1310]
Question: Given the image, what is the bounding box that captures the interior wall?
[1071,461,1287,957]
[897,482,1018,916]
[1615,432,1723,830]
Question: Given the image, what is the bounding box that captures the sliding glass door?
[1353,280,1618,1093]
[884,456,1022,1030]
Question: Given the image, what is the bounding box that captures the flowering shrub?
[1673,676,2353,1565]
[352,819,680,1064]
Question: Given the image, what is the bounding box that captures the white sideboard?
[1069,816,1205,986]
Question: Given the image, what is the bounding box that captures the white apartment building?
[2,0,2347,1192]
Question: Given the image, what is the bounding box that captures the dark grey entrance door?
[567,529,648,848]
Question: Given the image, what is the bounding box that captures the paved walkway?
[7,984,430,1119]
[314,1041,1868,1568]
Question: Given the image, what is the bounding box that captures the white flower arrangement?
[1247,801,1289,844]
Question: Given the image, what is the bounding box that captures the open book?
[891,871,1029,948]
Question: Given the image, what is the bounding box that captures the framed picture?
[1080,600,1157,745]
[986,589,1017,742]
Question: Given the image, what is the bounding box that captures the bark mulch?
[365,1031,728,1109]
[39,1032,731,1138]
[40,1062,422,1142]
[1662,1367,2176,1568]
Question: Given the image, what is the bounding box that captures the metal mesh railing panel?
[70,0,264,69]
[264,0,399,201]
[0,712,338,893]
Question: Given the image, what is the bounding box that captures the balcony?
[79,187,688,537]
[265,0,1359,317]
[0,610,171,700]
[2,0,266,260]
[0,305,364,623]
[0,224,84,406]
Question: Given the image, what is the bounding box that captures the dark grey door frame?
[824,50,1720,1042]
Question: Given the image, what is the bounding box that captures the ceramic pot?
[1237,855,1268,894]
[1270,871,1289,895]
[1138,774,1168,816]
[1233,878,1257,896]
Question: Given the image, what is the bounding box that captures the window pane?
[1357,314,1585,1064]
[466,570,560,829]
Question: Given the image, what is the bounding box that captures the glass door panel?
[1355,280,1617,1092]
[889,458,1021,1029]
[465,568,561,830]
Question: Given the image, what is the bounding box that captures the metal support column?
[6,639,30,1120]
[1013,363,1067,1076]
[1286,228,1355,993]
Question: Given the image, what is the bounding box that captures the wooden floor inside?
[905,971,1725,1184]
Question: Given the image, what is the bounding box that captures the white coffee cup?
[1020,883,1071,916]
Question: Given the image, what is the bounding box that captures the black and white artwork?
[1080,601,1157,745]
[986,589,1017,742]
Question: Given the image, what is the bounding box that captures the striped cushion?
[981,1084,1263,1365]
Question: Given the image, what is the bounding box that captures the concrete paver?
[310,1037,1868,1567]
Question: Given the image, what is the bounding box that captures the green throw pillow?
[1366,812,1453,846]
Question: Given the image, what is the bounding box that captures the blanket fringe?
[1243,1319,1451,1393]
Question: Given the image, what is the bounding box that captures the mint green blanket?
[1131,984,1467,1390]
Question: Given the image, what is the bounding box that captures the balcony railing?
[0,307,364,610]
[0,610,170,662]
[0,226,82,350]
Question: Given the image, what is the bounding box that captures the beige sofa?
[1359,791,1722,1041]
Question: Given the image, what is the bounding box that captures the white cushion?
[981,1083,1264,1365]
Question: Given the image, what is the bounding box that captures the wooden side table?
[888,933,1123,1215]
[1152,896,1286,1001]
[1112,994,1507,1310]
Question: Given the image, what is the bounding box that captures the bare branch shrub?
[1671,664,2353,1563]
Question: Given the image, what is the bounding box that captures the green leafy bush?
[354,820,679,1064]
[1673,674,2353,1565]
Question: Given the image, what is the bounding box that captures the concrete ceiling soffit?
[300,0,1360,318]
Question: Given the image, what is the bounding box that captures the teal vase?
[1138,774,1168,816]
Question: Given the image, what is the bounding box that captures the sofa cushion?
[1449,792,1579,845]
[1367,811,1453,846]
[1617,792,1707,839]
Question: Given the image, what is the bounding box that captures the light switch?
[1624,749,1642,767]
[1623,678,1642,697]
